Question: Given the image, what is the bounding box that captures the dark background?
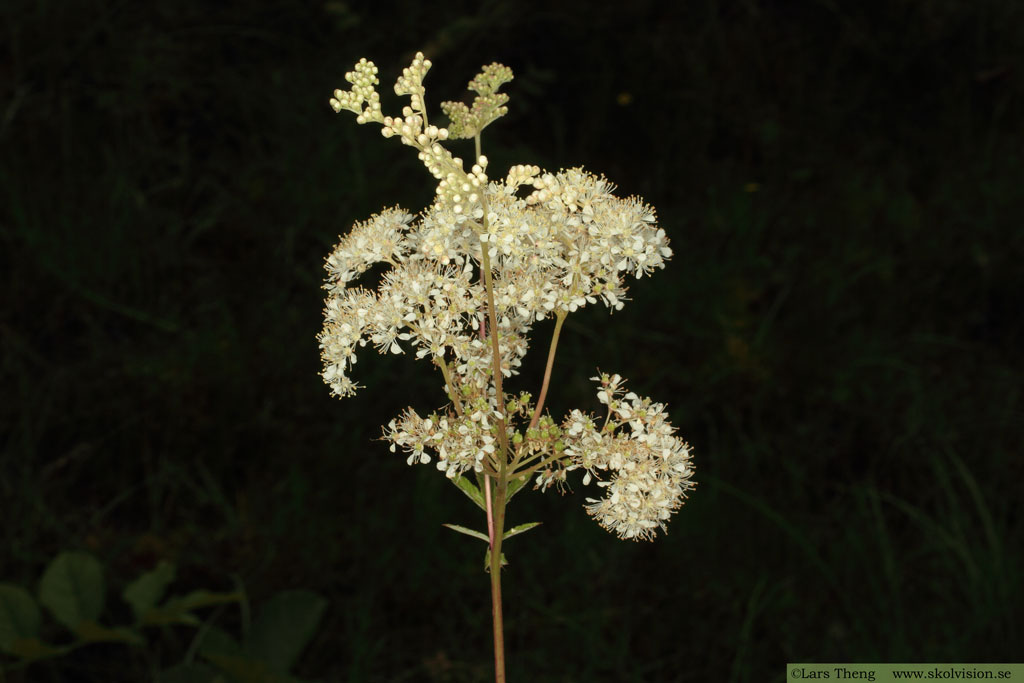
[2,0,1022,681]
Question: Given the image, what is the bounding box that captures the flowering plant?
[319,52,695,681]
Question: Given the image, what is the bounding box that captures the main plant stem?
[487,476,507,683]
[476,130,508,681]
[481,246,508,682]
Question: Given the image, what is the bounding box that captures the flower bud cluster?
[468,63,514,96]
[329,58,384,125]
[434,156,488,216]
[440,94,510,140]
[549,373,695,541]
[441,62,513,139]
[380,110,445,144]
[393,52,432,114]
[505,164,541,189]
[332,53,473,205]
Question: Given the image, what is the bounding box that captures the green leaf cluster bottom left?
[0,551,238,663]
[1,552,328,681]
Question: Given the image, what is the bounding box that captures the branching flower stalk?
[320,52,696,682]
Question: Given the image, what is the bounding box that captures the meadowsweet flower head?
[320,52,694,551]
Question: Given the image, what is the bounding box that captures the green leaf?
[247,590,328,675]
[197,626,283,680]
[38,552,105,631]
[141,607,201,627]
[162,590,242,614]
[442,524,490,543]
[506,474,530,502]
[73,619,145,645]
[451,475,486,511]
[0,584,41,653]
[0,595,63,660]
[503,522,541,541]
[123,560,176,621]
[4,636,67,661]
[203,652,282,683]
[197,625,243,658]
[483,550,508,573]
[145,590,242,627]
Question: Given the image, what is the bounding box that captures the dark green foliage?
[0,552,324,682]
[1,0,1021,681]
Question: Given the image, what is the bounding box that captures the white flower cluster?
[384,406,498,479]
[321,52,694,542]
[317,165,672,397]
[554,374,696,541]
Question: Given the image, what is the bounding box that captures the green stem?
[528,311,567,430]
[476,131,507,683]
[488,476,507,683]
[435,357,464,416]
[511,450,565,481]
[480,245,511,462]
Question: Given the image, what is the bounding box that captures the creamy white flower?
[318,288,379,397]
[561,374,695,541]
[384,407,502,478]
[324,208,413,293]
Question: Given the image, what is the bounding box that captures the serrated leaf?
[38,552,105,631]
[123,560,176,621]
[442,524,490,543]
[73,619,145,645]
[247,590,328,675]
[451,475,486,511]
[0,584,41,653]
[503,522,541,541]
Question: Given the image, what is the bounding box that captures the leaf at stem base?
[483,550,508,573]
